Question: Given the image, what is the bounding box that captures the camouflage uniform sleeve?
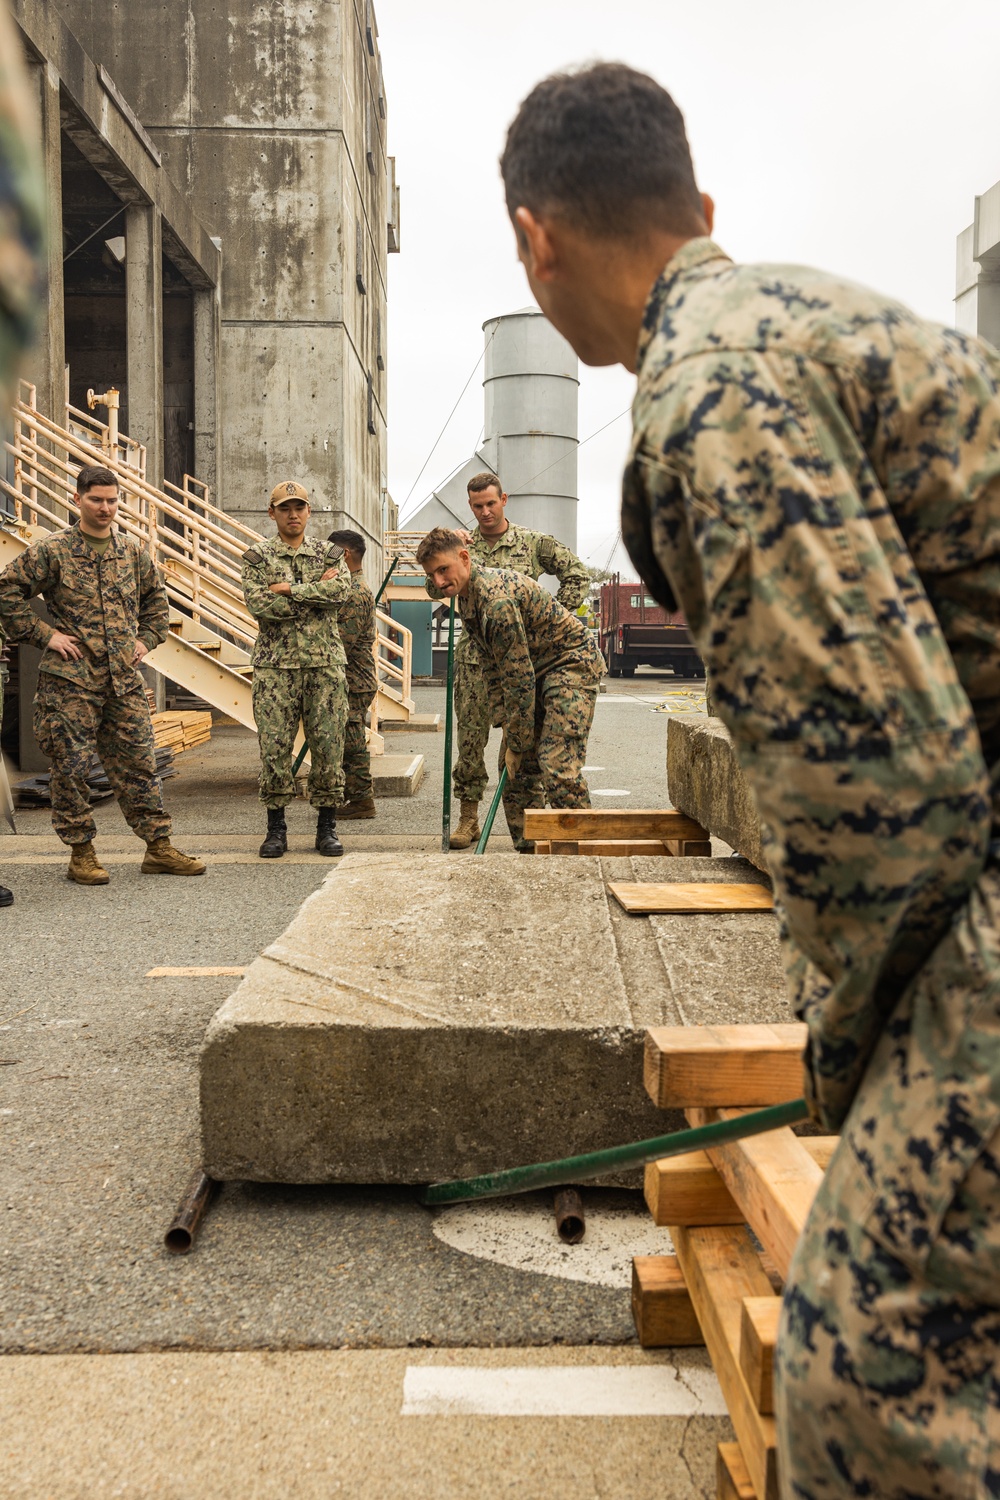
[481,597,536,753]
[289,552,352,610]
[136,549,169,651]
[241,548,296,622]
[0,541,57,649]
[625,349,992,1130]
[535,534,590,610]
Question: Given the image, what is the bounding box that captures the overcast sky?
[378,0,1000,574]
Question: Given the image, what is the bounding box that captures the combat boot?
[337,795,376,820]
[315,807,343,857]
[141,838,207,876]
[449,799,481,850]
[258,808,287,859]
[67,842,110,885]
[0,884,13,907]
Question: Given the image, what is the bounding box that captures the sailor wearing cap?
[240,481,352,858]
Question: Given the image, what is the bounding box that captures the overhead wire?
[398,330,497,519]
[506,406,632,499]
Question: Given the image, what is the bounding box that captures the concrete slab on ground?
[381,712,442,732]
[371,752,425,796]
[0,1347,729,1499]
[200,853,785,1183]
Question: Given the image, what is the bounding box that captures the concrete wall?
[54,0,391,576]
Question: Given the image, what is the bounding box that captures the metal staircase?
[1,382,417,767]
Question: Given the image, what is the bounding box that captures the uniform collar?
[634,237,733,372]
[272,535,318,558]
[69,522,125,556]
[476,521,517,548]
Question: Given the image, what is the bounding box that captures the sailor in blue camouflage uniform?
[502,62,1000,1497]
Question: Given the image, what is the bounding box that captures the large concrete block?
[667,715,768,874]
[201,853,787,1183]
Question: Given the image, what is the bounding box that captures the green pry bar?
[474,765,509,854]
[421,1097,810,1205]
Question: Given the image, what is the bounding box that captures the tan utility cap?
[269,480,310,506]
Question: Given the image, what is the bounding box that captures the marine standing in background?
[501,61,1000,1496]
[430,472,590,850]
[0,0,47,909]
[241,482,352,859]
[327,528,377,819]
[0,466,206,884]
[418,528,604,852]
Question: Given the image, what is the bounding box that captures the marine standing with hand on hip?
[429,471,590,849]
[0,466,206,884]
[326,529,378,820]
[241,481,352,859]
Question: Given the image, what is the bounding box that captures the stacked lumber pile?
[150,710,212,754]
[631,1023,829,1500]
[524,807,712,857]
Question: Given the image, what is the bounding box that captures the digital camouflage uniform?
[241,535,351,809]
[457,562,605,848]
[621,237,1000,1497]
[336,571,377,802]
[431,523,589,802]
[0,527,171,845]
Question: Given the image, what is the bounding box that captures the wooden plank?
[549,840,579,854]
[630,1255,703,1347]
[610,881,774,914]
[672,1224,779,1500]
[665,837,713,858]
[145,966,246,978]
[740,1296,781,1415]
[687,1107,825,1282]
[644,1023,807,1109]
[644,1150,743,1227]
[549,838,673,856]
[644,1136,838,1226]
[534,841,551,855]
[717,1442,757,1500]
[522,808,708,841]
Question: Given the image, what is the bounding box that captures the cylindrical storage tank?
[480,308,579,550]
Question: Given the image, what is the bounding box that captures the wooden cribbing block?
[672,1224,779,1500]
[523,808,709,842]
[740,1295,781,1415]
[644,1136,838,1227]
[644,1150,742,1226]
[717,1442,756,1500]
[630,1255,703,1347]
[644,1023,807,1109]
[538,838,674,856]
[686,1106,825,1282]
[610,881,775,914]
[665,836,713,857]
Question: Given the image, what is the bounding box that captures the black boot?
[0,884,12,908]
[315,807,343,857]
[259,807,287,859]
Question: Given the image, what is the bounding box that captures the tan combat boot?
[140,837,207,876]
[449,799,481,850]
[337,795,376,820]
[67,842,110,885]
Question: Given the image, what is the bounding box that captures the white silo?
[479,308,579,551]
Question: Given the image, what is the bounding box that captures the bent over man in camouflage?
[241,482,351,858]
[328,528,377,818]
[503,63,1000,1497]
[0,466,205,884]
[418,529,604,852]
[427,472,589,848]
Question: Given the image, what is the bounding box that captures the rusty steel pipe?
[554,1187,585,1244]
[164,1169,217,1254]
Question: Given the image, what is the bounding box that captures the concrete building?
[12,0,397,574]
[956,179,1000,350]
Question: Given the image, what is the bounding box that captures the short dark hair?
[328,528,366,557]
[500,63,704,238]
[75,464,118,497]
[415,527,463,567]
[467,472,502,498]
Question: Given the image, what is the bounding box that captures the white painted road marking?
[401,1364,727,1417]
[592,789,632,797]
[582,765,605,772]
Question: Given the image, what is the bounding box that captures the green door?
[392,600,434,676]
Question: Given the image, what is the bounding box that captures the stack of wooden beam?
[524,807,711,856]
[631,1023,830,1500]
[150,710,213,754]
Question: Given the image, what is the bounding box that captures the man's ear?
[701,193,714,235]
[514,207,557,283]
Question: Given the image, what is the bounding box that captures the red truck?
[598,576,704,678]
